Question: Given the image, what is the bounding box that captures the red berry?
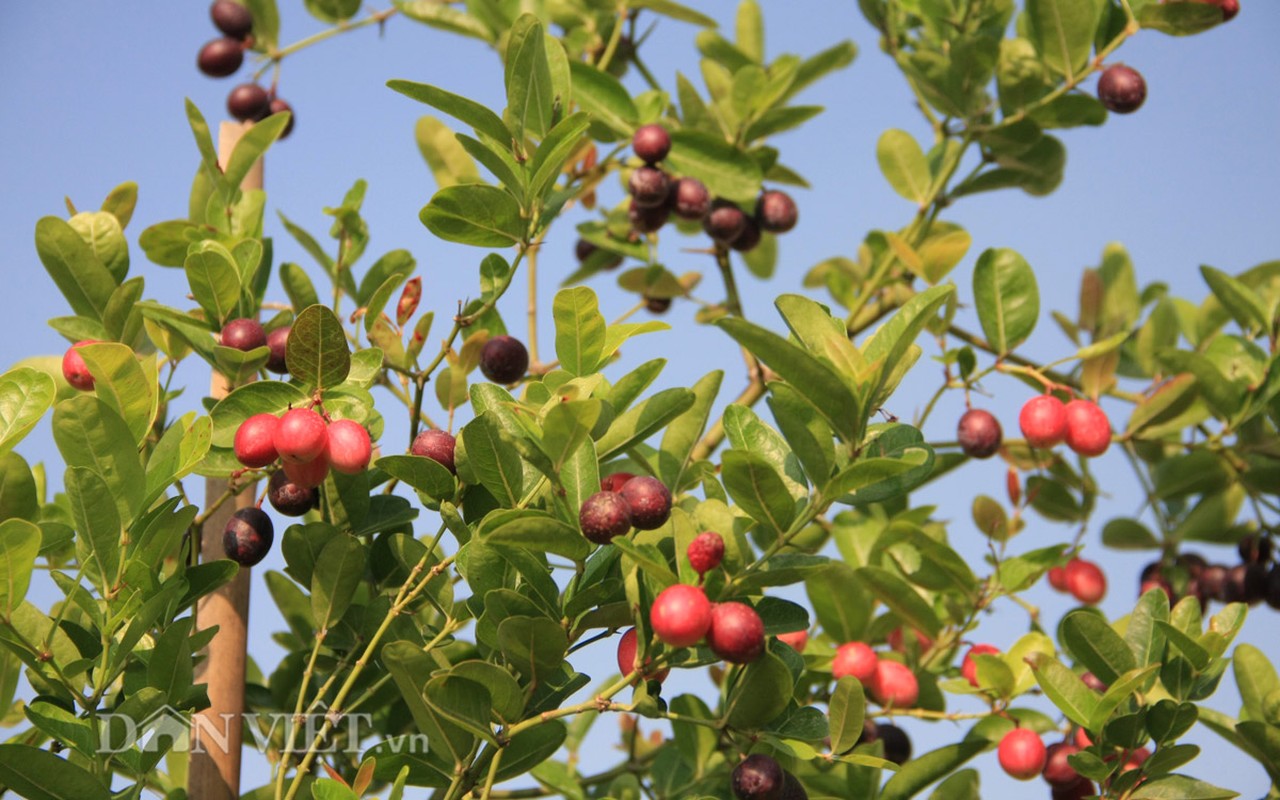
[671,178,710,220]
[777,630,808,653]
[731,753,784,800]
[632,124,672,165]
[628,198,670,234]
[1019,395,1068,449]
[479,335,529,385]
[616,627,669,683]
[1065,558,1107,605]
[579,491,632,544]
[1121,746,1150,773]
[703,200,748,243]
[1212,0,1239,20]
[957,408,1002,458]
[961,643,1000,688]
[1098,64,1147,114]
[326,419,372,475]
[1042,742,1082,787]
[832,642,878,684]
[282,450,330,489]
[269,98,295,139]
[600,472,635,493]
[729,217,762,252]
[1075,727,1093,749]
[234,413,280,468]
[211,0,254,39]
[274,408,328,465]
[998,729,1047,781]
[619,476,672,530]
[197,37,244,78]
[1048,565,1069,592]
[707,601,766,664]
[756,190,798,234]
[411,429,456,474]
[628,166,671,208]
[61,339,99,391]
[1063,399,1111,457]
[223,507,273,566]
[687,531,725,574]
[886,627,933,653]
[868,660,919,708]
[220,318,266,351]
[266,326,290,373]
[650,584,712,648]
[227,83,271,122]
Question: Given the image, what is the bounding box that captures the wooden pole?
[188,121,264,800]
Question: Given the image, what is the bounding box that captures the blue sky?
[4,2,1280,797]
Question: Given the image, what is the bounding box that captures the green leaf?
[1234,643,1278,723]
[1090,664,1161,731]
[1102,518,1160,550]
[183,99,224,195]
[311,536,367,629]
[289,304,351,391]
[53,396,144,522]
[147,617,194,705]
[376,455,456,503]
[1026,652,1099,728]
[665,130,763,205]
[242,0,280,47]
[972,248,1039,355]
[860,285,956,406]
[596,387,696,459]
[1130,775,1238,799]
[807,563,871,643]
[774,294,867,388]
[185,241,242,327]
[415,115,481,190]
[723,404,805,497]
[829,676,867,753]
[65,467,121,591]
[462,413,528,506]
[857,565,941,638]
[529,112,590,202]
[420,185,526,246]
[0,368,55,460]
[224,112,291,192]
[567,61,638,138]
[497,616,568,681]
[1060,610,1136,685]
[725,651,793,729]
[504,14,555,141]
[495,722,568,781]
[1136,3,1224,36]
[657,370,723,491]
[553,287,607,376]
[629,0,717,27]
[387,79,511,144]
[1201,265,1268,334]
[0,453,38,524]
[78,343,156,446]
[68,211,128,283]
[1127,588,1170,668]
[0,520,40,619]
[877,129,932,204]
[35,217,116,321]
[0,744,110,800]
[480,509,590,561]
[722,449,797,533]
[311,779,360,800]
[1026,0,1104,81]
[100,180,138,229]
[880,740,988,800]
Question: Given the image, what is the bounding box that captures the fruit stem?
[268,7,400,62]
[527,237,540,367]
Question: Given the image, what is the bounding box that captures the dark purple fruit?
[1043,742,1082,787]
[479,335,529,384]
[266,326,290,373]
[628,166,671,208]
[1238,534,1272,565]
[1200,564,1229,601]
[632,124,672,165]
[1225,563,1267,605]
[619,476,672,530]
[876,723,912,766]
[756,190,798,233]
[729,216,762,252]
[1140,561,1163,583]
[1178,552,1208,576]
[779,772,808,800]
[268,470,317,517]
[223,507,274,566]
[628,199,670,234]
[703,200,748,244]
[856,719,879,746]
[1051,776,1095,800]
[220,318,266,351]
[228,83,271,122]
[1097,64,1146,114]
[645,296,672,314]
[269,98,295,138]
[411,429,456,474]
[198,37,244,78]
[574,239,622,270]
[1266,564,1280,610]
[211,0,254,39]
[731,754,784,800]
[957,408,1002,458]
[579,491,632,544]
[671,177,711,220]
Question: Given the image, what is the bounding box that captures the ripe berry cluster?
[578,474,673,544]
[1141,536,1280,610]
[646,583,767,665]
[831,640,920,709]
[1018,394,1112,457]
[234,407,372,487]
[1047,557,1108,605]
[197,1,294,136]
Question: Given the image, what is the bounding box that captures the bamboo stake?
[188,120,263,800]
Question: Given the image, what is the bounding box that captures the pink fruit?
[832,642,878,684]
[61,339,99,391]
[1066,558,1107,605]
[998,728,1047,781]
[234,413,280,468]
[687,531,725,574]
[650,584,712,648]
[282,450,330,489]
[777,630,809,653]
[616,627,669,683]
[274,408,328,465]
[1020,395,1068,449]
[707,601,766,664]
[1063,399,1111,457]
[326,419,372,474]
[961,644,1000,688]
[1043,742,1082,787]
[868,660,919,708]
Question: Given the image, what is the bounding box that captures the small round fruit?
[220,318,267,352]
[998,729,1047,781]
[266,326,290,373]
[198,37,244,78]
[234,413,280,468]
[1043,742,1082,787]
[687,531,725,574]
[227,83,271,122]
[1227,563,1267,605]
[268,470,317,517]
[223,507,274,566]
[1121,746,1150,772]
[645,296,672,314]
[282,451,330,489]
[957,409,1002,458]
[269,98,295,138]
[832,642,878,684]
[1201,563,1229,601]
[1064,399,1111,457]
[650,584,712,648]
[1238,534,1273,565]
[1097,64,1147,114]
[1074,728,1093,749]
[703,200,748,243]
[777,630,809,653]
[876,724,912,765]
[730,217,762,252]
[211,0,254,39]
[1047,566,1069,592]
[616,627,669,683]
[961,643,1000,687]
[1065,558,1107,605]
[62,339,98,391]
[601,472,635,493]
[628,198,670,234]
[671,177,711,220]
[1266,564,1280,610]
[1140,576,1172,600]
[632,124,672,164]
[326,419,372,474]
[856,719,880,746]
[708,602,766,664]
[479,335,529,385]
[628,166,671,208]
[620,476,672,530]
[575,239,623,270]
[411,429,456,474]
[869,660,919,708]
[1052,776,1095,800]
[274,408,329,465]
[579,491,632,544]
[779,772,808,800]
[1020,395,1068,448]
[756,190,798,233]
[732,753,784,800]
